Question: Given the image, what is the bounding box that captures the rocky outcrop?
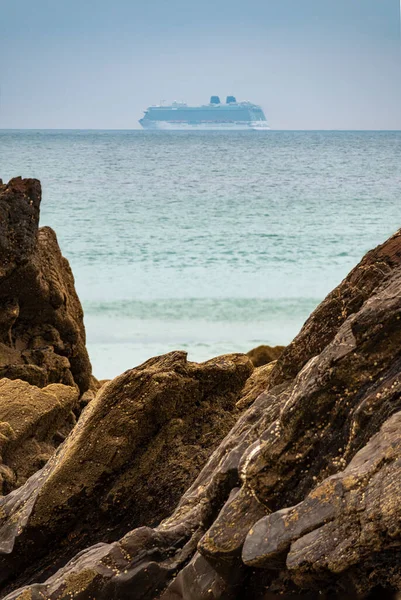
[0,178,91,392]
[0,378,79,494]
[269,228,401,388]
[1,377,280,599]
[235,361,276,410]
[242,410,401,597]
[0,351,253,593]
[2,177,401,600]
[246,345,285,367]
[6,227,401,600]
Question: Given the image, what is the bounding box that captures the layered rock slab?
[0,351,253,593]
[243,410,401,597]
[0,177,91,392]
[242,267,401,512]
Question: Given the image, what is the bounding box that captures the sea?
[1,130,400,379]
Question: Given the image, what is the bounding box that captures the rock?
[77,376,103,409]
[1,359,281,599]
[160,552,239,600]
[246,345,285,368]
[236,361,276,410]
[0,351,253,593]
[0,178,91,392]
[6,219,401,599]
[0,378,79,494]
[243,410,401,597]
[0,178,41,279]
[269,228,401,387]
[242,267,401,513]
[191,486,267,597]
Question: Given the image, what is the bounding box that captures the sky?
[0,0,400,130]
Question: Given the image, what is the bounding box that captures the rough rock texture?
[242,410,401,597]
[0,378,79,494]
[0,375,283,599]
[0,351,253,593]
[269,228,401,388]
[235,361,276,410]
[0,178,91,392]
[246,345,285,368]
[4,223,401,598]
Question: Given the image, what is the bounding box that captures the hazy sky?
[0,0,400,129]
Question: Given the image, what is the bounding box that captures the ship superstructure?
[139,96,269,131]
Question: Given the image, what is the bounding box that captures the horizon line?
[1,128,400,133]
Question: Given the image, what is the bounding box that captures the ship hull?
[139,120,270,131]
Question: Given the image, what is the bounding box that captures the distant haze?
[0,0,400,130]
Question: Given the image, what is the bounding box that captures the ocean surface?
[1,130,400,378]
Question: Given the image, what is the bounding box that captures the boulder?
[0,378,79,494]
[246,345,285,368]
[0,351,253,593]
[0,177,91,392]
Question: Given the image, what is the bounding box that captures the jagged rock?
[269,228,401,387]
[243,410,401,598]
[160,552,240,600]
[242,267,401,513]
[1,366,282,599]
[246,345,285,368]
[6,225,401,599]
[0,378,79,494]
[0,178,41,279]
[0,351,253,593]
[0,178,91,392]
[236,361,276,410]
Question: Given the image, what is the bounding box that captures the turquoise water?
[1,130,400,378]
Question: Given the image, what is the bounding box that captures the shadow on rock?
[0,350,253,593]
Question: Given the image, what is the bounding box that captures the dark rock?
[0,178,91,392]
[243,410,401,597]
[246,345,285,368]
[199,486,267,565]
[0,177,41,279]
[242,267,401,512]
[160,552,239,600]
[269,228,401,387]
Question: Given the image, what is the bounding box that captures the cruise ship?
[139,96,270,131]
